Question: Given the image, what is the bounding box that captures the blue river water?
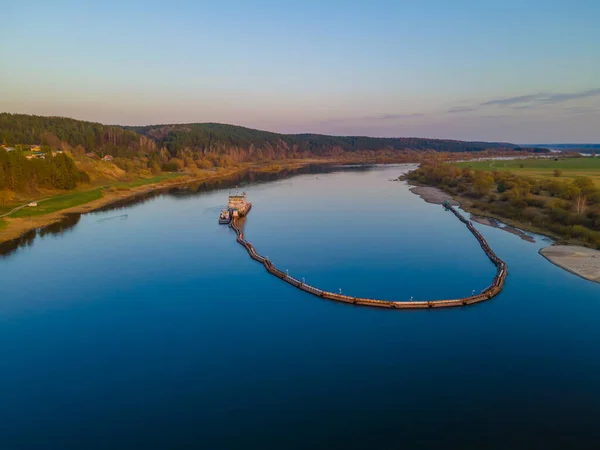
[1,164,599,449]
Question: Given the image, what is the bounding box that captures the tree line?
[128,122,546,156]
[0,148,89,193]
[0,113,154,158]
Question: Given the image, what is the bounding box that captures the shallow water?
[1,164,599,449]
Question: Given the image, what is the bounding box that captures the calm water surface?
[1,165,599,449]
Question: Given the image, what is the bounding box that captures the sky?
[1,0,600,143]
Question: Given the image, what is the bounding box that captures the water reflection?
[0,164,376,258]
[0,214,81,259]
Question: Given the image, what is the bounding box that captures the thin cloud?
[319,113,424,125]
[447,106,477,114]
[481,93,542,106]
[511,105,536,110]
[480,114,509,119]
[367,113,425,120]
[564,106,600,114]
[481,88,600,107]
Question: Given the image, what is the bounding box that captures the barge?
[219,188,252,224]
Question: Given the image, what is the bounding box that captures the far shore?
[0,159,336,248]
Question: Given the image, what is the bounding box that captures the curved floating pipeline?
[230,204,507,309]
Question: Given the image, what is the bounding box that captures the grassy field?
[5,173,185,219]
[0,219,7,230]
[10,189,104,218]
[456,157,600,185]
[112,172,184,189]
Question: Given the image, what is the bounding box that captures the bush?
[161,161,179,172]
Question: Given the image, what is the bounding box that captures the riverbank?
[402,173,567,244]
[0,159,332,246]
[406,180,600,283]
[408,183,535,242]
[469,215,536,243]
[407,178,563,245]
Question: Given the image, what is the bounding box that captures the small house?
[85,152,97,158]
[4,147,15,152]
[102,155,114,162]
[30,145,41,152]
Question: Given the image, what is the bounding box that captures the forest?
[0,113,548,198]
[0,148,89,204]
[407,161,600,248]
[128,122,545,156]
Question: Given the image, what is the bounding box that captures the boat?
[218,209,231,224]
[227,188,252,219]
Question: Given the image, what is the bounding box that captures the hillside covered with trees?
[1,113,543,162]
[0,113,547,198]
[128,122,541,157]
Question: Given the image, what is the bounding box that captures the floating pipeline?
[229,204,507,309]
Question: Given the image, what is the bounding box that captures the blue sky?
[2,0,599,143]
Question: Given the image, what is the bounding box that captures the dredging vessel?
[219,188,251,224]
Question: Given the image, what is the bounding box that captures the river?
[1,164,599,449]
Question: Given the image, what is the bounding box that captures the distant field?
[10,189,103,218]
[456,157,600,185]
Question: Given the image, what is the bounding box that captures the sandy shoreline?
[470,215,536,243]
[408,186,458,205]
[540,246,600,284]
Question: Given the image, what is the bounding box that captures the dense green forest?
[0,113,157,158]
[128,122,541,156]
[0,113,539,160]
[0,149,89,194]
